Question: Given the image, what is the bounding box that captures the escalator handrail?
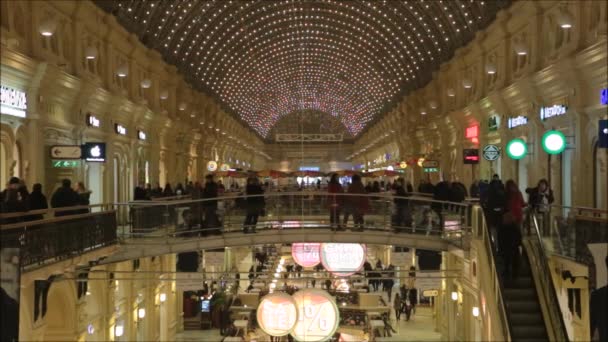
[527,211,570,342]
[480,208,512,341]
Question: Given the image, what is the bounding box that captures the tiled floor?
[175,306,441,342]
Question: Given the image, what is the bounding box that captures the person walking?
[343,174,369,231]
[162,183,174,197]
[526,179,554,236]
[327,173,343,231]
[51,179,81,216]
[27,183,48,221]
[243,177,264,233]
[499,180,525,281]
[393,178,411,232]
[394,292,402,321]
[75,181,92,214]
[202,174,219,233]
[408,287,418,318]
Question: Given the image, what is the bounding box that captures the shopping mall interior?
[0,1,607,341]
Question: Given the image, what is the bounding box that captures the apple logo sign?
[90,145,101,157]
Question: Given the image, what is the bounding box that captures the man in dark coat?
[202,174,220,232]
[50,179,80,216]
[27,183,48,221]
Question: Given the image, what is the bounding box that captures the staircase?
[502,251,548,342]
[183,314,201,330]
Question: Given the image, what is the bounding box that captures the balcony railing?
[117,192,473,248]
[0,205,117,269]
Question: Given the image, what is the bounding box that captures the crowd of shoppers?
[0,177,92,223]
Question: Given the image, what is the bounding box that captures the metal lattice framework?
[275,133,343,142]
[96,0,510,138]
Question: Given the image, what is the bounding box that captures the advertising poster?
[1,248,20,342]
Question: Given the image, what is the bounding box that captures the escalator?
[479,206,569,342]
[502,250,549,342]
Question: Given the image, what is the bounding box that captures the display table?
[369,320,384,329]
[234,320,248,336]
[366,311,381,319]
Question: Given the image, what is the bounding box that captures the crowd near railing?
[120,192,472,247]
[0,205,117,268]
[1,192,476,269]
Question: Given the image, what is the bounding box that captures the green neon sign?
[423,167,439,173]
[542,130,566,155]
[506,139,527,160]
[52,160,80,168]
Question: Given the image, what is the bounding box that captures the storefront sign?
[0,85,27,118]
[137,130,146,140]
[465,125,479,139]
[115,123,127,135]
[207,161,218,172]
[422,289,439,297]
[599,120,608,148]
[320,243,365,277]
[399,161,407,169]
[506,139,527,160]
[463,149,480,164]
[423,167,439,173]
[421,160,439,168]
[50,145,82,160]
[82,142,106,162]
[487,116,499,132]
[540,105,567,121]
[299,166,320,171]
[507,115,528,129]
[482,145,501,161]
[541,130,567,155]
[52,160,80,168]
[292,243,321,268]
[601,88,608,106]
[291,290,339,342]
[257,293,298,337]
[86,114,100,127]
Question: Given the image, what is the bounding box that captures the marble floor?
[175,306,441,342]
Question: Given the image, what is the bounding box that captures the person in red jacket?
[327,173,344,230]
[499,179,525,280]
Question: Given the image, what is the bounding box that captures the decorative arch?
[44,281,77,341]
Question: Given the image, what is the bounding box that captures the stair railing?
[477,206,511,341]
[525,211,570,342]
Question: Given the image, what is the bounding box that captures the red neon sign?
[465,125,479,139]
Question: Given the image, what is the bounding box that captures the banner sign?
[257,293,298,337]
[540,105,567,121]
[175,273,205,291]
[507,115,528,129]
[0,85,27,118]
[292,243,321,268]
[482,145,501,161]
[601,88,608,106]
[291,290,339,342]
[82,143,106,162]
[463,149,480,164]
[320,243,366,277]
[50,145,82,160]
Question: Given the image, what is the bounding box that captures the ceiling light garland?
[96,0,509,139]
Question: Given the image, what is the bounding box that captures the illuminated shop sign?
[320,243,366,277]
[52,160,80,168]
[482,145,501,161]
[508,115,528,129]
[539,105,567,120]
[82,142,106,162]
[541,130,567,155]
[0,85,27,118]
[114,123,127,135]
[292,243,321,268]
[299,166,320,171]
[86,114,100,127]
[463,149,480,164]
[220,163,230,171]
[257,293,298,337]
[506,139,527,160]
[465,125,479,144]
[601,88,608,106]
[207,161,218,172]
[423,167,439,173]
[599,120,608,148]
[399,161,408,169]
[488,116,499,132]
[291,290,339,342]
[137,130,146,140]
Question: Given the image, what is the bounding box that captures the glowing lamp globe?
[542,130,566,155]
[506,139,527,160]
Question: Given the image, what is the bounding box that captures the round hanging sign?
[542,130,567,155]
[207,161,218,172]
[482,145,501,161]
[291,289,339,342]
[320,243,366,277]
[506,139,527,160]
[399,161,408,169]
[220,163,230,171]
[257,293,298,337]
[292,243,321,268]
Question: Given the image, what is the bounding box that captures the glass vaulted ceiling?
[96,0,510,139]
